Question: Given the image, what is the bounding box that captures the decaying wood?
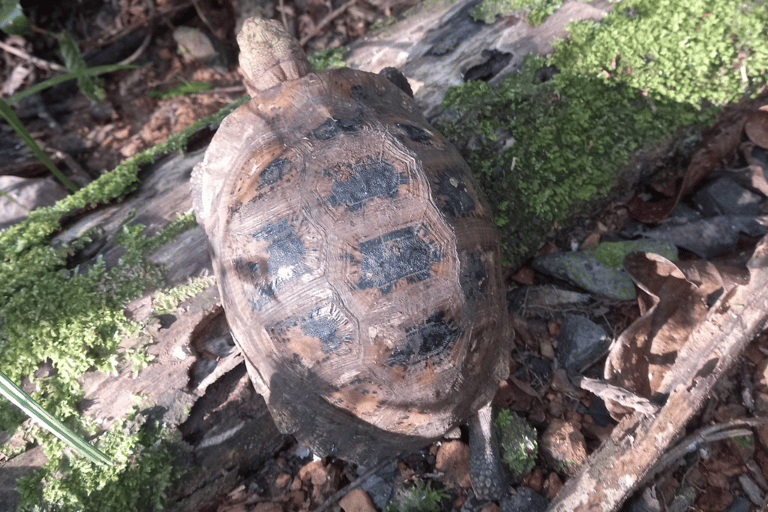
[345,0,612,119]
[548,236,768,512]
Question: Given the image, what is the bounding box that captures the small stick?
[311,454,398,512]
[0,40,64,72]
[299,0,359,46]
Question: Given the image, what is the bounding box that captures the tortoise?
[192,18,510,500]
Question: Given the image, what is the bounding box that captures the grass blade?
[0,369,112,465]
[0,97,79,192]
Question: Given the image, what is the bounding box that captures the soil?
[2,1,768,511]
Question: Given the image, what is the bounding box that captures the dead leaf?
[549,236,768,512]
[629,111,747,222]
[604,253,709,418]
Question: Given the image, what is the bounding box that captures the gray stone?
[642,215,768,258]
[173,27,218,63]
[557,315,611,375]
[360,460,397,510]
[500,487,548,512]
[723,496,750,512]
[692,176,763,217]
[532,250,636,300]
[507,286,591,314]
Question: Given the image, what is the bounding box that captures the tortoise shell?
[193,19,508,467]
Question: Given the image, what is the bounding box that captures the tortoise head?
[237,18,313,96]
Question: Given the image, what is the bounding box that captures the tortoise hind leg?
[467,402,507,500]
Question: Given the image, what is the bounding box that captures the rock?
[692,176,763,217]
[556,315,611,375]
[507,286,591,314]
[340,489,377,512]
[531,250,636,300]
[640,215,768,258]
[361,460,397,510]
[499,487,548,512]
[737,474,763,506]
[540,420,587,476]
[172,27,218,63]
[722,496,750,512]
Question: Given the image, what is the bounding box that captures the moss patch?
[494,408,537,483]
[0,99,245,511]
[437,0,767,266]
[471,0,564,26]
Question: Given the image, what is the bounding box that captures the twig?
[117,27,153,66]
[299,0,359,46]
[195,85,247,95]
[279,0,289,30]
[311,454,398,512]
[0,40,64,72]
[51,149,92,187]
[575,377,660,415]
[654,418,768,476]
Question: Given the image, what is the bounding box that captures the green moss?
[594,240,678,269]
[153,275,216,315]
[494,409,537,482]
[671,486,696,509]
[307,47,348,71]
[439,0,766,266]
[16,411,190,512]
[732,435,755,449]
[471,0,563,26]
[552,0,768,107]
[384,479,446,512]
[439,54,697,264]
[1,99,246,511]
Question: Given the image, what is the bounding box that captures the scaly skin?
[468,402,507,500]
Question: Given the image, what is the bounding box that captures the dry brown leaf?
[550,235,768,512]
[604,253,709,419]
[629,112,747,223]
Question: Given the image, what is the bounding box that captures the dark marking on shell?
[313,117,360,140]
[252,218,310,282]
[300,306,352,354]
[326,158,408,212]
[388,311,461,366]
[233,259,276,312]
[259,158,293,188]
[397,123,431,143]
[437,168,476,217]
[248,284,276,312]
[269,303,353,355]
[357,225,442,293]
[459,249,488,302]
[235,259,261,278]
